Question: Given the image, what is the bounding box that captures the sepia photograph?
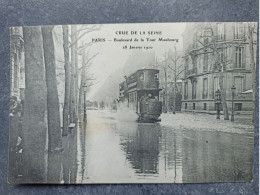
[8,22,257,184]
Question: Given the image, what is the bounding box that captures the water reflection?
[118,123,161,175]
[181,131,254,183]
[82,110,254,183]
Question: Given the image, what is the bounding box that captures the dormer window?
[217,23,225,41]
[234,23,245,40]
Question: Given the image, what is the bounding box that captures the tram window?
[185,103,187,109]
[193,103,196,110]
[140,73,144,80]
[154,73,159,80]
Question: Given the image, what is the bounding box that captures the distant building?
[181,23,256,114]
[10,27,25,102]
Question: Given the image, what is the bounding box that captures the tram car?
[118,69,162,122]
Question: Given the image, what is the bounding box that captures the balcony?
[185,68,197,78]
[233,33,245,40]
[216,35,226,41]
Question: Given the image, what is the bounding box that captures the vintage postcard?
[8,22,257,184]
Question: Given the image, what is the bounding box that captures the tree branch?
[69,25,101,47]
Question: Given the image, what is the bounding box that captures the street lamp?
[215,89,221,119]
[231,85,236,122]
[83,84,88,123]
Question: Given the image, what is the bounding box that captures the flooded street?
[78,110,254,183]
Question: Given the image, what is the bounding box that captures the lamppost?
[231,85,236,122]
[83,84,88,123]
[215,89,221,119]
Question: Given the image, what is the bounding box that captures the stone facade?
[181,22,257,114]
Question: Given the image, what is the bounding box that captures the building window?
[203,51,208,71]
[193,103,196,110]
[184,82,188,100]
[185,57,189,76]
[234,76,244,93]
[202,78,208,99]
[234,23,245,40]
[204,28,212,45]
[203,103,207,110]
[213,77,220,96]
[193,35,198,49]
[235,47,245,68]
[185,103,187,109]
[235,103,242,111]
[192,81,197,99]
[217,23,225,41]
[217,48,227,70]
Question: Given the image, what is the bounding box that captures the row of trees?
[19,24,100,183]
[156,46,184,114]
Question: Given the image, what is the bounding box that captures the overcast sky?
[78,23,186,99]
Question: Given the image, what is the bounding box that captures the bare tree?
[168,46,184,114]
[196,25,229,120]
[61,25,71,184]
[247,23,257,123]
[70,25,101,122]
[157,52,169,113]
[78,46,98,115]
[70,25,77,123]
[42,26,63,183]
[69,25,102,47]
[22,26,48,182]
[62,25,70,136]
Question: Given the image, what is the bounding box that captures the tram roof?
[127,68,159,76]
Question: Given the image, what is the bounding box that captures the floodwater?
[78,110,254,183]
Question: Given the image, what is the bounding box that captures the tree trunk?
[78,47,86,116]
[164,67,168,113]
[173,50,177,114]
[42,26,63,183]
[62,25,70,183]
[248,24,256,123]
[70,25,76,123]
[212,37,229,120]
[62,26,70,136]
[173,76,176,114]
[22,26,48,183]
[74,26,79,121]
[218,69,229,120]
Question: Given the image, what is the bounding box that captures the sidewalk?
[160,112,254,135]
